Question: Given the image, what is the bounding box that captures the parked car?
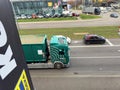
[37,14,44,18]
[26,14,32,19]
[62,10,72,17]
[52,13,62,18]
[110,13,119,18]
[15,15,21,20]
[72,12,80,17]
[83,34,106,44]
[21,14,27,19]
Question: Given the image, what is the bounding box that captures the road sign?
[0,0,34,89]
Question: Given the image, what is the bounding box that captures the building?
[12,0,63,16]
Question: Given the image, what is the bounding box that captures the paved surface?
[19,10,120,90]
[31,76,120,90]
[18,12,120,29]
[29,39,120,90]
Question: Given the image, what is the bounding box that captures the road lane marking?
[70,56,120,59]
[70,45,109,48]
[73,41,80,43]
[31,74,120,78]
[106,39,113,46]
[69,45,120,48]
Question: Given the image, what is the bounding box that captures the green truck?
[20,34,70,69]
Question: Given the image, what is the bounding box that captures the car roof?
[111,13,118,15]
[85,34,99,39]
[85,34,98,37]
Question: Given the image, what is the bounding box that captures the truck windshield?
[58,37,66,44]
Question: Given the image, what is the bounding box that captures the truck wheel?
[54,62,63,69]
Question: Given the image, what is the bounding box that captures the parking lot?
[18,10,120,29]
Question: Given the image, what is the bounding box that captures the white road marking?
[70,45,108,48]
[70,56,120,59]
[73,41,80,43]
[31,74,120,78]
[69,45,120,48]
[105,39,114,46]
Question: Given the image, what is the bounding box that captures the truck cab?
[50,35,70,69]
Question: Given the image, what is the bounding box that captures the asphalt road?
[19,11,120,90]
[18,12,120,29]
[29,39,120,90]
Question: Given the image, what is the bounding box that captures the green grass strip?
[19,26,120,40]
[80,14,101,20]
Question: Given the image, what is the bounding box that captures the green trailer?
[20,34,70,69]
[20,34,49,63]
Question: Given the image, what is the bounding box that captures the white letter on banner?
[0,45,17,80]
[0,21,7,47]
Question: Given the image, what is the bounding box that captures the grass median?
[80,14,101,20]
[19,26,120,40]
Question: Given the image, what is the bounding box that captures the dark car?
[83,34,106,44]
[94,7,101,15]
[110,13,119,18]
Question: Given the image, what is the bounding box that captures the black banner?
[0,0,34,89]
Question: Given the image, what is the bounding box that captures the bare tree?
[67,0,82,7]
